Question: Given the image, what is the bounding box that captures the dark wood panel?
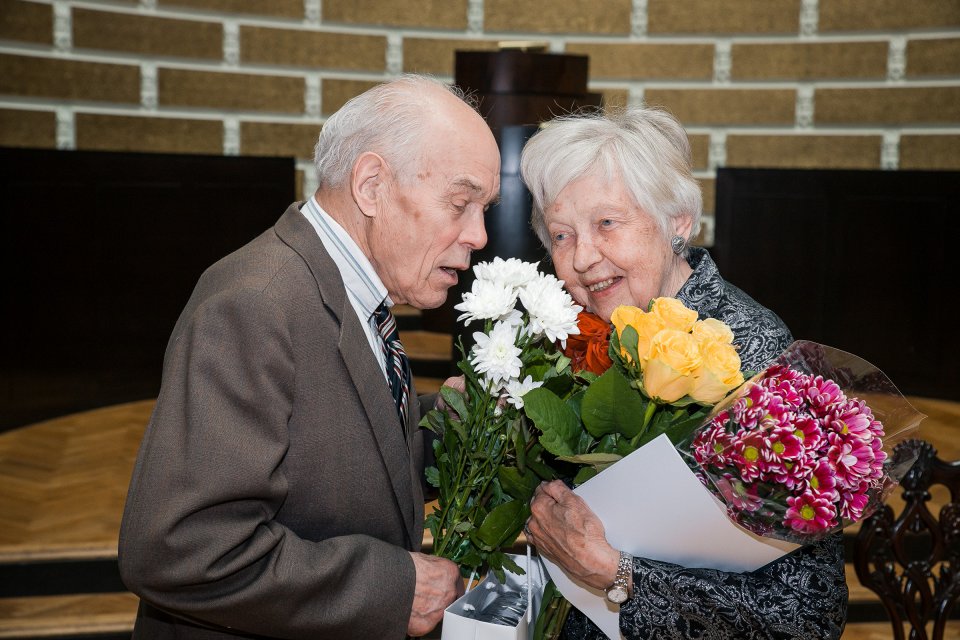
[712,167,960,401]
[0,147,296,430]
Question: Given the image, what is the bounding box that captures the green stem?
[630,400,659,448]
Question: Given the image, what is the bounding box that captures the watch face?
[606,586,628,604]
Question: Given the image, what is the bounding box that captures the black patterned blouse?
[560,248,849,640]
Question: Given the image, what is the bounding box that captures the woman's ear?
[672,212,694,240]
[352,152,386,218]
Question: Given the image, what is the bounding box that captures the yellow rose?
[691,318,735,345]
[650,297,698,333]
[643,329,702,402]
[690,340,745,403]
[611,305,664,363]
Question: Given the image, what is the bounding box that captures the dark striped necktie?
[373,302,410,429]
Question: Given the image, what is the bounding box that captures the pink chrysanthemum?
[714,475,764,513]
[828,399,873,439]
[827,432,875,489]
[732,430,767,483]
[692,421,737,467]
[790,414,824,452]
[839,482,871,521]
[804,376,846,418]
[804,458,839,500]
[784,492,837,534]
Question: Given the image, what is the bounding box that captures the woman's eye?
[600,218,614,228]
[553,232,568,242]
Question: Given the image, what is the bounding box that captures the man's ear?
[352,151,386,218]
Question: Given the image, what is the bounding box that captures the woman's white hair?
[314,74,472,189]
[520,106,702,254]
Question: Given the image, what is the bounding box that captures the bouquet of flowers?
[421,257,582,580]
[687,340,924,544]
[522,297,747,485]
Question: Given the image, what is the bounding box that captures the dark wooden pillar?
[421,50,603,357]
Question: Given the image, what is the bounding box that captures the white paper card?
[540,433,799,640]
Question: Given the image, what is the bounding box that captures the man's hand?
[407,552,464,637]
[434,376,466,418]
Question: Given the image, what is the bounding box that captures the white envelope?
[540,433,800,640]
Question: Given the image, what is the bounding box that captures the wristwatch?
[605,551,633,604]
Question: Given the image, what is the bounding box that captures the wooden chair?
[854,439,960,640]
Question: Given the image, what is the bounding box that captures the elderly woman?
[519,107,848,639]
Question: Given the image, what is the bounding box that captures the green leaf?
[523,387,580,456]
[526,444,559,481]
[557,452,622,465]
[580,368,647,438]
[453,520,473,533]
[498,465,540,501]
[424,466,440,488]
[439,386,469,420]
[500,553,525,576]
[474,499,529,549]
[573,466,599,485]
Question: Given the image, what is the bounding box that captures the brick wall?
[1,0,958,244]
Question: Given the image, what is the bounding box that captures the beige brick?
[485,0,631,35]
[907,38,960,78]
[566,43,713,80]
[726,135,882,169]
[75,113,223,154]
[240,121,322,159]
[73,8,221,59]
[644,89,796,126]
[158,68,304,113]
[296,168,306,201]
[0,108,56,148]
[900,135,960,170]
[241,27,385,71]
[158,0,302,18]
[403,38,500,75]
[820,0,960,31]
[698,177,715,218]
[0,0,52,44]
[648,0,800,34]
[732,41,887,80]
[816,87,960,125]
[600,88,629,109]
[322,79,380,116]
[0,54,139,103]
[324,0,467,29]
[689,134,709,171]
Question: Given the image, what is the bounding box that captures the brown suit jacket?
[119,203,429,639]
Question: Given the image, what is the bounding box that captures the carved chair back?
[854,439,960,640]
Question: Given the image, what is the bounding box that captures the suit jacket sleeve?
[119,284,416,640]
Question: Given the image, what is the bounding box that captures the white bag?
[441,551,548,640]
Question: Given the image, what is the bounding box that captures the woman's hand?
[525,480,620,590]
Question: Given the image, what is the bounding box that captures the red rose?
[563,311,613,375]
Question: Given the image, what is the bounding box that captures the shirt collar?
[300,196,390,319]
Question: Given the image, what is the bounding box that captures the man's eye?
[600,219,614,228]
[553,232,568,242]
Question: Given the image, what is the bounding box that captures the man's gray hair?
[520,106,702,253]
[314,74,473,189]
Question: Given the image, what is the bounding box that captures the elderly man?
[119,75,501,639]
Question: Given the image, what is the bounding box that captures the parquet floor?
[1,363,958,638]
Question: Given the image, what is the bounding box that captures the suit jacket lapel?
[275,203,419,548]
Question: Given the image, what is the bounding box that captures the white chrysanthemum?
[473,257,540,290]
[470,320,522,386]
[454,277,519,325]
[503,375,543,409]
[519,274,583,347]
